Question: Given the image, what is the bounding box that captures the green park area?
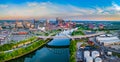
[113,52,120,58]
[72,27,85,36]
[34,29,61,36]
[0,37,51,62]
[0,36,37,52]
[72,30,84,36]
[69,40,77,62]
[69,39,89,62]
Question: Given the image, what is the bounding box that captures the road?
[38,32,105,39]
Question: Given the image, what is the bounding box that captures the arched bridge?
[38,32,105,39]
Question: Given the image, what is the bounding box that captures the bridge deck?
[38,32,105,39]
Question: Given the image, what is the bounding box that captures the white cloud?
[92,2,120,15]
[27,2,38,7]
[0,4,8,8]
[96,8,103,13]
[27,1,52,7]
[112,2,120,11]
[1,2,120,19]
[40,1,52,5]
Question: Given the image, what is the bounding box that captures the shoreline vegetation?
[0,29,60,62]
[69,40,77,62]
[0,37,52,62]
[0,36,37,52]
[70,28,85,62]
[69,39,87,62]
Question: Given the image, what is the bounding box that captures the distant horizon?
[0,19,120,22]
[0,0,120,20]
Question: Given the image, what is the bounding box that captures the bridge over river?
[8,29,105,62]
[38,32,105,39]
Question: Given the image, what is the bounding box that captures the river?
[8,29,74,62]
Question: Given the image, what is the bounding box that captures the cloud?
[92,2,120,15]
[112,2,120,11]
[27,1,52,7]
[27,2,38,7]
[0,2,120,20]
[25,2,120,16]
[0,4,8,8]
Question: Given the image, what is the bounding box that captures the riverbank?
[70,28,85,62]
[69,40,77,62]
[0,38,52,62]
[0,36,37,52]
[69,38,90,62]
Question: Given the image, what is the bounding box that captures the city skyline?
[0,0,120,20]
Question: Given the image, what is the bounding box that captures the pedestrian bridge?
[38,32,105,39]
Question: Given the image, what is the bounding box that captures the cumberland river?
[8,29,74,62]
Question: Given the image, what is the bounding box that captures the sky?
[0,0,120,20]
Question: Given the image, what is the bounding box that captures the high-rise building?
[45,19,50,30]
[89,24,94,29]
[56,17,59,25]
[15,21,24,28]
[23,21,31,29]
[0,26,3,30]
[3,22,10,28]
[33,19,37,28]
[56,17,65,26]
[99,24,104,29]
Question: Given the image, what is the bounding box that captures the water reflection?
[8,29,74,62]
